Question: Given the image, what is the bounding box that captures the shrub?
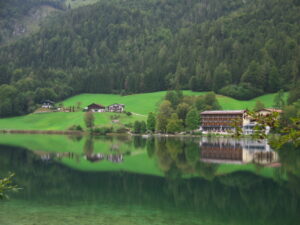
[110,114,120,120]
[68,125,83,131]
[93,126,113,135]
[219,83,263,100]
[114,127,129,133]
[124,122,133,128]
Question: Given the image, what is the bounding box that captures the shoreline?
[0,129,84,135]
[0,129,254,139]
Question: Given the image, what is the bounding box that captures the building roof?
[87,103,105,108]
[42,100,55,104]
[257,108,283,113]
[108,103,125,107]
[201,110,246,115]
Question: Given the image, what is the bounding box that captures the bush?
[126,111,132,116]
[93,126,113,135]
[124,122,133,128]
[192,131,202,136]
[219,83,264,100]
[110,114,120,120]
[68,125,83,131]
[114,127,129,133]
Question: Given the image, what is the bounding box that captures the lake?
[0,134,299,225]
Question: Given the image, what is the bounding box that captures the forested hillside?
[0,0,66,44]
[0,0,300,117]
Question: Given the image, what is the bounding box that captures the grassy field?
[0,91,287,131]
[62,91,287,114]
[0,112,145,131]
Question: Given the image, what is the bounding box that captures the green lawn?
[0,91,287,131]
[62,91,287,115]
[0,112,145,131]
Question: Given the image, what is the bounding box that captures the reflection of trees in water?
[1,146,300,225]
[133,136,146,149]
[67,134,83,142]
[195,161,218,180]
[146,138,155,157]
[151,137,216,179]
[83,137,94,156]
[278,143,300,197]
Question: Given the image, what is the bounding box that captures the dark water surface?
[0,134,299,225]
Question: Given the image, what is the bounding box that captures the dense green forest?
[0,0,66,44]
[0,0,300,117]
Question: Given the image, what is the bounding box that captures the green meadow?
[61,91,287,114]
[0,91,287,131]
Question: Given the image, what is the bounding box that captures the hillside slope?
[0,91,286,131]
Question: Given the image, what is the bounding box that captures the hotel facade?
[200,110,251,133]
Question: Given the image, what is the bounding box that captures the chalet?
[41,100,55,109]
[107,103,125,113]
[86,103,106,112]
[257,108,283,116]
[243,108,283,134]
[200,110,250,133]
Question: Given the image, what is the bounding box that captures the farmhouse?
[86,103,106,112]
[200,110,250,133]
[256,108,283,116]
[107,103,125,113]
[41,100,55,109]
[243,108,283,134]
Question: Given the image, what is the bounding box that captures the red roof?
[257,108,283,113]
[201,110,246,115]
[87,103,105,109]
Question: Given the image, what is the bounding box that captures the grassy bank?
[0,112,145,131]
[0,91,287,131]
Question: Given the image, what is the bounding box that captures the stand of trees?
[147,91,221,134]
[0,0,300,117]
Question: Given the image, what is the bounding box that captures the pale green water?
[0,134,299,225]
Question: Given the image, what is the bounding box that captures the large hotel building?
[200,110,250,133]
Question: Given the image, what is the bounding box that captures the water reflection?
[0,143,299,225]
[0,135,300,225]
[28,136,280,177]
[200,137,279,165]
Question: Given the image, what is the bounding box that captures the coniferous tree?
[84,112,94,129]
[185,108,200,130]
[273,89,285,109]
[253,100,265,111]
[147,112,156,132]
[133,121,142,134]
[166,113,183,134]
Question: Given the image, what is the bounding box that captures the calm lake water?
[0,134,299,225]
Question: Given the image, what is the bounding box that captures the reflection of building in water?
[34,151,75,161]
[106,154,123,163]
[85,154,123,163]
[34,151,124,164]
[201,140,243,164]
[85,153,105,162]
[200,138,278,165]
